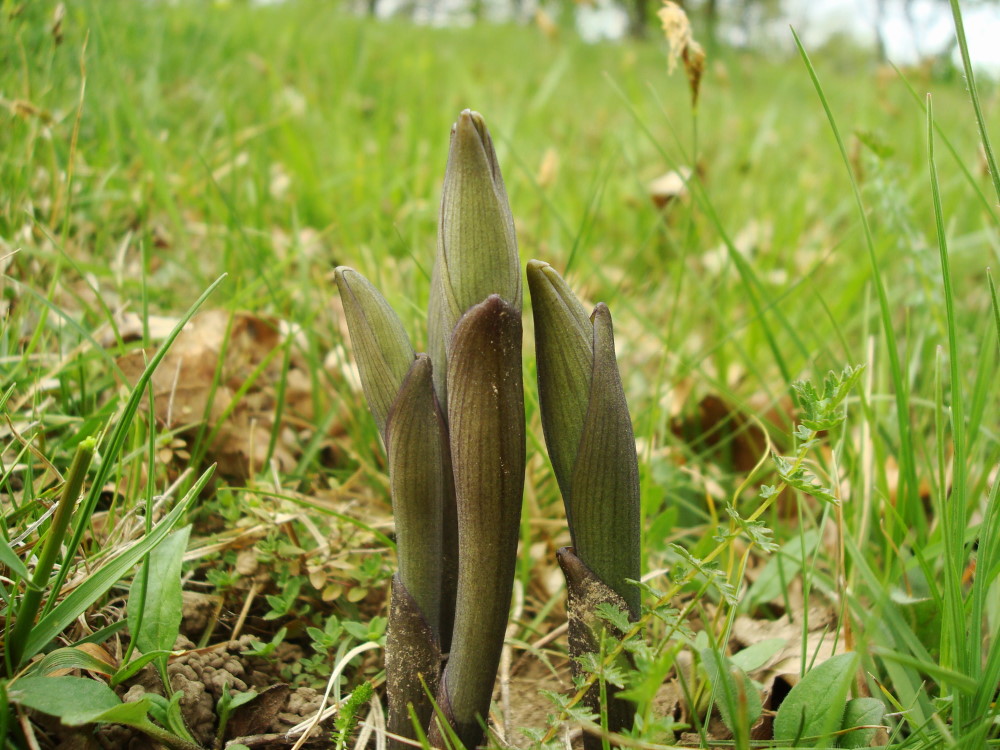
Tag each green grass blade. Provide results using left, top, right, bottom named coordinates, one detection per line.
left=43, top=274, right=226, bottom=610
left=872, top=647, right=979, bottom=696
left=127, top=525, right=191, bottom=656
left=989, top=270, right=1000, bottom=354
left=926, top=95, right=972, bottom=715
left=0, top=539, right=31, bottom=585
left=949, top=0, right=1000, bottom=205
left=891, top=64, right=999, bottom=224
left=792, top=28, right=922, bottom=534
left=971, top=470, right=1000, bottom=720
left=23, top=465, right=213, bottom=661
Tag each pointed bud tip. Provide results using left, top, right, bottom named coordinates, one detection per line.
left=591, top=302, right=611, bottom=324
left=556, top=546, right=588, bottom=588
left=455, top=108, right=488, bottom=143
left=450, top=109, right=496, bottom=176
left=526, top=259, right=570, bottom=291
left=455, top=294, right=515, bottom=334
left=334, top=266, right=362, bottom=290
left=410, top=351, right=433, bottom=375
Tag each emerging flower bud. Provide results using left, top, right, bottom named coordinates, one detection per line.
left=527, top=260, right=640, bottom=617
left=529, top=260, right=641, bottom=748
left=386, top=354, right=447, bottom=635
left=428, top=110, right=521, bottom=408
left=335, top=267, right=415, bottom=441
left=432, top=294, right=525, bottom=750
left=525, top=259, right=592, bottom=532
left=336, top=269, right=450, bottom=749
left=384, top=355, right=448, bottom=746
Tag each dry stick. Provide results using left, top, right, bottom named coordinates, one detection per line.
left=497, top=579, right=524, bottom=745
left=229, top=581, right=260, bottom=642
left=17, top=709, right=42, bottom=750
left=288, top=640, right=381, bottom=748
left=509, top=620, right=570, bottom=676
left=354, top=694, right=384, bottom=750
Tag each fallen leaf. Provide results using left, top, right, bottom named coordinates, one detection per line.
left=226, top=684, right=292, bottom=741
left=115, top=309, right=339, bottom=479
left=648, top=166, right=692, bottom=209
left=670, top=393, right=771, bottom=474
left=732, top=607, right=848, bottom=707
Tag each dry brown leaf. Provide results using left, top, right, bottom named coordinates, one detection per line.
left=670, top=393, right=770, bottom=474
left=648, top=166, right=692, bottom=208
left=683, top=40, right=706, bottom=108
left=100, top=312, right=181, bottom=347
left=115, top=309, right=336, bottom=479
left=47, top=643, right=118, bottom=678
left=732, top=607, right=845, bottom=699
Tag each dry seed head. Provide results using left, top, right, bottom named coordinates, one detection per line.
left=657, top=0, right=706, bottom=108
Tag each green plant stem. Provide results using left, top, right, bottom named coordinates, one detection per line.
left=8, top=439, right=96, bottom=670
left=134, top=718, right=204, bottom=750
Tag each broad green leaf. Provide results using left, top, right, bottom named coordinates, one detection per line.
left=73, top=697, right=155, bottom=728
left=730, top=638, right=786, bottom=673
left=111, top=649, right=176, bottom=688
left=222, top=688, right=259, bottom=713
left=128, top=525, right=191, bottom=655
left=147, top=691, right=198, bottom=742
left=8, top=675, right=149, bottom=726
left=701, top=648, right=762, bottom=735
left=774, top=652, right=858, bottom=747
left=24, top=466, right=211, bottom=660
left=838, top=697, right=886, bottom=748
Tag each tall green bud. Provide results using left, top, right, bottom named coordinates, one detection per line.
left=425, top=110, right=525, bottom=750
left=528, top=260, right=641, bottom=747
left=431, top=295, right=524, bottom=750
left=527, top=260, right=640, bottom=615
left=428, top=109, right=521, bottom=410
left=335, top=269, right=447, bottom=747
left=335, top=268, right=415, bottom=442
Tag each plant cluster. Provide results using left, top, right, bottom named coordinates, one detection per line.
left=336, top=110, right=642, bottom=749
